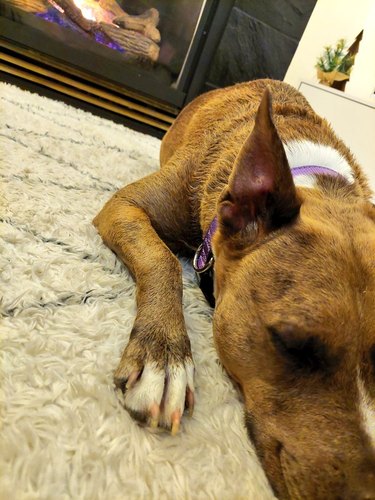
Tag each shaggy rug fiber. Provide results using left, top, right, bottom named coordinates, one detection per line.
left=0, top=83, right=274, bottom=499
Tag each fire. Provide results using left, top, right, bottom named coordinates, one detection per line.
left=73, top=0, right=96, bottom=21
left=48, top=0, right=64, bottom=13
left=47, top=0, right=117, bottom=27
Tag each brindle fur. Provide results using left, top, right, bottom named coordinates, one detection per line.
left=94, top=79, right=375, bottom=499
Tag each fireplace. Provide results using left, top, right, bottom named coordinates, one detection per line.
left=0, top=0, right=233, bottom=130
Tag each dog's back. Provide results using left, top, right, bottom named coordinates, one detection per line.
left=161, top=79, right=371, bottom=235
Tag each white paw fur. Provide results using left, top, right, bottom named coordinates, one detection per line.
left=124, top=360, right=195, bottom=428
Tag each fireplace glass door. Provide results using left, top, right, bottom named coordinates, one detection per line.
left=0, top=0, right=233, bottom=128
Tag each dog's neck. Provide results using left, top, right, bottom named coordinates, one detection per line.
left=284, top=140, right=355, bottom=188
left=194, top=141, right=355, bottom=298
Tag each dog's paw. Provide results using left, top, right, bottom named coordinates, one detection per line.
left=114, top=333, right=194, bottom=435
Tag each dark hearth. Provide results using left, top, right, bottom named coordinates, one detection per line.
left=0, top=0, right=234, bottom=129
left=0, top=0, right=316, bottom=132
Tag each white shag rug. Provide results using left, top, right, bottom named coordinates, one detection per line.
left=0, top=83, right=274, bottom=500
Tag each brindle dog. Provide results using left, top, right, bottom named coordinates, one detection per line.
left=93, top=79, right=375, bottom=499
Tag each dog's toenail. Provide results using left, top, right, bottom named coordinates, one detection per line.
left=126, top=370, right=141, bottom=390
left=171, top=410, right=181, bottom=436
left=149, top=402, right=160, bottom=428
left=114, top=377, right=126, bottom=393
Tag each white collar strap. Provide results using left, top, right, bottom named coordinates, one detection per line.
left=284, top=140, right=355, bottom=188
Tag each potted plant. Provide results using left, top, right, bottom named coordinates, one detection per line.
left=316, top=39, right=354, bottom=89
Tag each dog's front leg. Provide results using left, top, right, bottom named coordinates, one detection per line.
left=93, top=172, right=194, bottom=434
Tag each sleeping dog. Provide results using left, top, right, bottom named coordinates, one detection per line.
left=93, top=79, right=375, bottom=499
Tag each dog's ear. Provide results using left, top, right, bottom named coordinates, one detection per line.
left=218, top=88, right=300, bottom=235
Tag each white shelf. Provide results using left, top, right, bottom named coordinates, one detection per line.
left=298, top=80, right=375, bottom=193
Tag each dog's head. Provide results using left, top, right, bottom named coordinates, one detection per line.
left=212, top=90, right=375, bottom=499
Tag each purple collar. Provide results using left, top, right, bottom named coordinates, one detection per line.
left=289, top=165, right=343, bottom=178
left=193, top=165, right=342, bottom=273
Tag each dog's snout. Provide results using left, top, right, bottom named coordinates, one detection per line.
left=347, top=457, right=375, bottom=500
left=349, top=487, right=375, bottom=500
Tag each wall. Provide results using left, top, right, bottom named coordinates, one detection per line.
left=284, top=0, right=375, bottom=100
left=299, top=82, right=375, bottom=193
left=205, top=0, right=317, bottom=89
left=345, top=1, right=375, bottom=98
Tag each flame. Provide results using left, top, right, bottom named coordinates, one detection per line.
left=48, top=0, right=115, bottom=24
left=73, top=0, right=96, bottom=20
left=48, top=0, right=64, bottom=13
